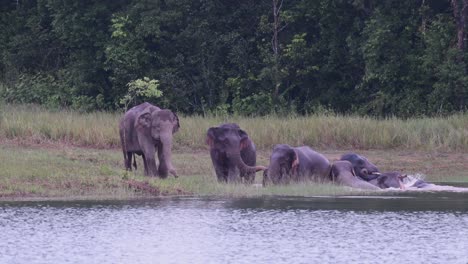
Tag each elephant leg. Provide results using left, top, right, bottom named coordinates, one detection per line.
left=213, top=163, right=227, bottom=183
left=210, top=152, right=228, bottom=182
left=227, top=167, right=241, bottom=183
left=132, top=153, right=137, bottom=170
left=125, top=152, right=133, bottom=171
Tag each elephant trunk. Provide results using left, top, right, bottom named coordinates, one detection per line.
left=227, top=151, right=265, bottom=175
left=158, top=133, right=178, bottom=178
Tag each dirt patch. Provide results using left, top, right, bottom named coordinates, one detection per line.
left=0, top=191, right=35, bottom=198
left=0, top=138, right=118, bottom=150
left=124, top=180, right=161, bottom=195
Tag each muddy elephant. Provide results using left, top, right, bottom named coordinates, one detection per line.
left=330, top=161, right=380, bottom=190
left=340, top=153, right=380, bottom=181
left=206, top=123, right=266, bottom=183
left=119, top=102, right=180, bottom=178
left=262, top=144, right=331, bottom=185
left=368, top=172, right=407, bottom=189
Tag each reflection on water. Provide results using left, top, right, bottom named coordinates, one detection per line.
left=1, top=196, right=468, bottom=264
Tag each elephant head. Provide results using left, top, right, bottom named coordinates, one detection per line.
left=263, top=144, right=299, bottom=185
left=206, top=124, right=265, bottom=182
left=340, top=153, right=380, bottom=181
left=136, top=108, right=180, bottom=178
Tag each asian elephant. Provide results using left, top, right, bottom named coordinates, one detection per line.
left=340, top=153, right=380, bottom=181
left=206, top=123, right=266, bottom=183
left=262, top=144, right=331, bottom=185
left=119, top=102, right=180, bottom=178
left=368, top=172, right=407, bottom=189
left=330, top=161, right=380, bottom=190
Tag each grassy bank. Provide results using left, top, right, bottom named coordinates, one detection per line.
left=0, top=145, right=355, bottom=200
left=1, top=104, right=467, bottom=200
left=1, top=144, right=467, bottom=200
left=1, top=104, right=467, bottom=151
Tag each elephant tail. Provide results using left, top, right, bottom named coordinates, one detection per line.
left=133, top=153, right=137, bottom=170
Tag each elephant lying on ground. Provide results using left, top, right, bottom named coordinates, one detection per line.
left=340, top=153, right=380, bottom=181
left=330, top=161, right=380, bottom=190
left=368, top=172, right=407, bottom=189
left=206, top=123, right=266, bottom=183
left=119, top=102, right=180, bottom=178
left=262, top=144, right=331, bottom=186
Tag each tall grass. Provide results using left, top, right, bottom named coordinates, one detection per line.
left=1, top=104, right=467, bottom=151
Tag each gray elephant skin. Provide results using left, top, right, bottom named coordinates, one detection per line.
left=206, top=123, right=265, bottom=183
left=340, top=153, right=380, bottom=181
left=330, top=160, right=380, bottom=190
left=263, top=144, right=331, bottom=185
left=119, top=102, right=180, bottom=178
left=369, top=172, right=407, bottom=189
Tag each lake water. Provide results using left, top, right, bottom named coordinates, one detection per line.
left=1, top=194, right=468, bottom=264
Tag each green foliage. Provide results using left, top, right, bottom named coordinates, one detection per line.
left=0, top=0, right=466, bottom=117
left=120, top=77, right=162, bottom=109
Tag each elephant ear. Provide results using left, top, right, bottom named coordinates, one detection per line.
left=137, top=109, right=152, bottom=129
left=238, top=129, right=251, bottom=150
left=172, top=112, right=180, bottom=134
left=206, top=127, right=218, bottom=147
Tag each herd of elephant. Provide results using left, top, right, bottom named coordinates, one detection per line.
left=119, top=102, right=427, bottom=190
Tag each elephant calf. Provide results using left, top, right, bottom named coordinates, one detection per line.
left=119, top=102, right=180, bottom=178
left=368, top=172, right=407, bottom=189
left=330, top=161, right=380, bottom=190
left=263, top=144, right=331, bottom=185
left=206, top=123, right=266, bottom=183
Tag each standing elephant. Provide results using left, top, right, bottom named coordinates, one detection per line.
left=206, top=123, right=265, bottom=183
left=368, top=172, right=407, bottom=189
left=262, top=144, right=331, bottom=185
left=340, top=153, right=380, bottom=181
left=119, top=102, right=180, bottom=178
left=330, top=161, right=380, bottom=190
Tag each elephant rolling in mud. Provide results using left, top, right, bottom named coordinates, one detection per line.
left=119, top=102, right=180, bottom=178
left=330, top=161, right=380, bottom=190
left=262, top=144, right=331, bottom=186
left=369, top=172, right=407, bottom=189
left=340, top=153, right=380, bottom=181
left=206, top=123, right=266, bottom=183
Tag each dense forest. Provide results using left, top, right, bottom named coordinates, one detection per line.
left=0, top=0, right=467, bottom=117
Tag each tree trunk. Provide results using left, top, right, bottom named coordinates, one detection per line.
left=451, top=0, right=467, bottom=52
left=271, top=0, right=282, bottom=103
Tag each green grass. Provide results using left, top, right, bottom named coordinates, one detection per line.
left=0, top=144, right=467, bottom=201
left=1, top=104, right=467, bottom=201
left=1, top=104, right=467, bottom=151
left=0, top=145, right=361, bottom=200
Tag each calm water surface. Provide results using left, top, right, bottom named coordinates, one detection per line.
left=1, top=194, right=468, bottom=264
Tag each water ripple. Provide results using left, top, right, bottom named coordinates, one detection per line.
left=0, top=198, right=467, bottom=264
